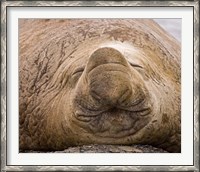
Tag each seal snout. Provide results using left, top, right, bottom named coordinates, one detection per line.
left=72, top=46, right=151, bottom=120
left=86, top=47, right=133, bottom=107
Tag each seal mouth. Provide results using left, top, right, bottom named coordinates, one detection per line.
left=75, top=106, right=151, bottom=120
left=73, top=102, right=153, bottom=138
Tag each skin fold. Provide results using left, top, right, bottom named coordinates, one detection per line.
left=19, top=19, right=181, bottom=152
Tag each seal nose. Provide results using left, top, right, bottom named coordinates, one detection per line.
left=86, top=47, right=132, bottom=106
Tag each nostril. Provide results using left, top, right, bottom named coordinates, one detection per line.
left=90, top=89, right=102, bottom=102
left=107, top=107, right=119, bottom=113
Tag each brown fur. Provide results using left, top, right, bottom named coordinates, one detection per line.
left=19, top=19, right=181, bottom=152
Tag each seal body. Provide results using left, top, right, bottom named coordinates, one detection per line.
left=19, top=19, right=181, bottom=152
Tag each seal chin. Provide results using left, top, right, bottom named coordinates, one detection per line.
left=73, top=104, right=153, bottom=138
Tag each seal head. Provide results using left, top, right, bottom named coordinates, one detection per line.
left=72, top=47, right=154, bottom=138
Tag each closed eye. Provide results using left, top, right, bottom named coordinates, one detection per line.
left=129, top=62, right=149, bottom=80
left=72, top=67, right=85, bottom=76
left=129, top=62, right=143, bottom=69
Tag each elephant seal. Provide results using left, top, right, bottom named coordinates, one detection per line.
left=19, top=19, right=181, bottom=153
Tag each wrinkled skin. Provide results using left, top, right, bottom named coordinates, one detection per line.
left=19, top=19, right=181, bottom=152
